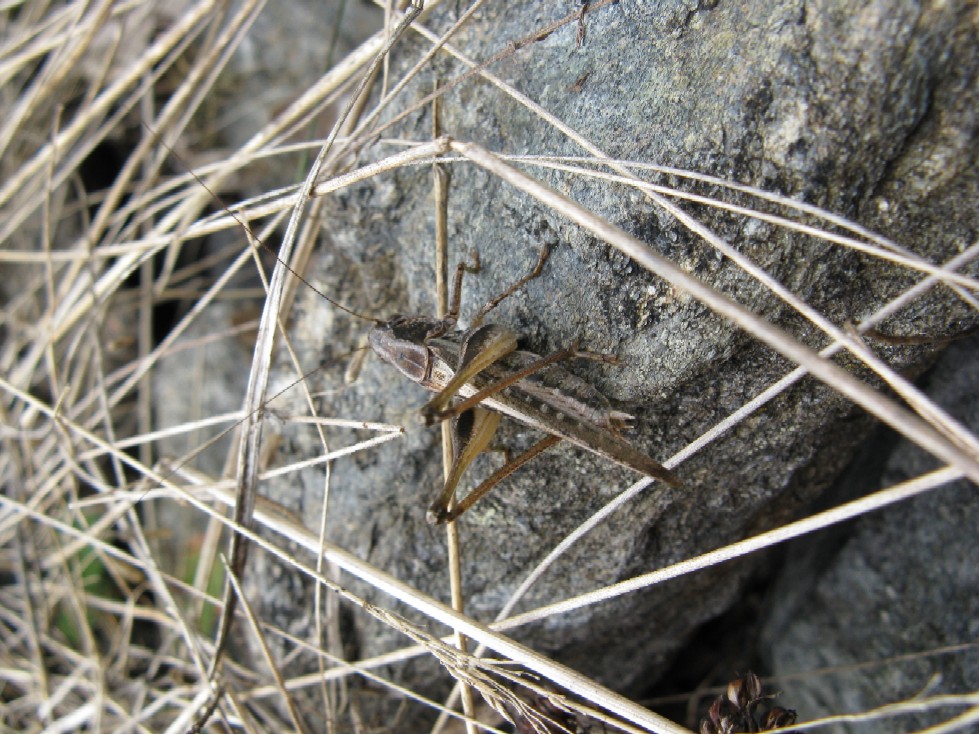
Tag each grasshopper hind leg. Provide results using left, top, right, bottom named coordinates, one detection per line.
left=426, top=406, right=501, bottom=525
left=428, top=432, right=562, bottom=525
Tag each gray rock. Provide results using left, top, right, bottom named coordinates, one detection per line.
left=253, top=0, right=979, bottom=716
left=762, top=334, right=979, bottom=732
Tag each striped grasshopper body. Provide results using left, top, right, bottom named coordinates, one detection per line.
left=369, top=313, right=681, bottom=524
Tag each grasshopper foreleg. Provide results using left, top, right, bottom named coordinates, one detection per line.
left=471, top=241, right=552, bottom=327
left=441, top=250, right=481, bottom=329
left=422, top=242, right=552, bottom=416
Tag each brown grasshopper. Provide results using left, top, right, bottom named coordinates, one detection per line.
left=367, top=244, right=681, bottom=524
left=157, top=132, right=677, bottom=525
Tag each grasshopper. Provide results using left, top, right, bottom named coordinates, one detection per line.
left=157, top=132, right=677, bottom=525
left=367, top=244, right=681, bottom=524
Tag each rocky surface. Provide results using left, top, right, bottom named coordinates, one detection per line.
left=761, top=334, right=979, bottom=733
left=249, top=0, right=978, bottom=721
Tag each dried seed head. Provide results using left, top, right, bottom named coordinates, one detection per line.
left=726, top=677, right=745, bottom=707
left=763, top=707, right=798, bottom=730
left=701, top=672, right=799, bottom=734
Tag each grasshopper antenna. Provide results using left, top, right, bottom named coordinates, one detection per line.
left=136, top=344, right=372, bottom=505
left=141, top=120, right=383, bottom=326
